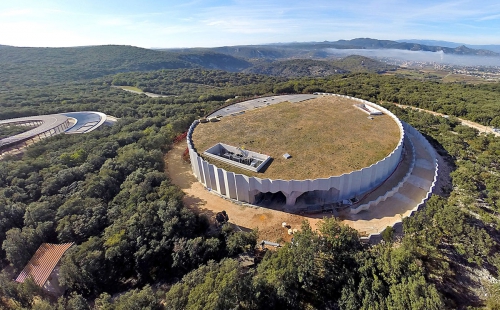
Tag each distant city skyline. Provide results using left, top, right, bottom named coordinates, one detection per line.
left=1, top=0, right=500, bottom=48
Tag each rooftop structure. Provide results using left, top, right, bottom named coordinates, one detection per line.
left=16, top=243, right=74, bottom=294
left=203, top=143, right=271, bottom=172
left=354, top=103, right=384, bottom=115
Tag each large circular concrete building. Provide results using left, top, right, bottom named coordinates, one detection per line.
left=187, top=94, right=407, bottom=207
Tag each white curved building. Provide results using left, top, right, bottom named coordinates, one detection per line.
left=187, top=94, right=406, bottom=206
left=63, top=111, right=108, bottom=134
left=0, top=112, right=114, bottom=155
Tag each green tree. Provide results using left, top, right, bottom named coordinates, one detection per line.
left=2, top=222, right=53, bottom=270
left=165, top=259, right=242, bottom=310
left=226, top=229, right=258, bottom=256
left=386, top=275, right=443, bottom=310
left=0, top=272, right=44, bottom=308
left=58, top=237, right=109, bottom=295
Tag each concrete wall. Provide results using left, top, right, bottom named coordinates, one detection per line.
left=187, top=94, right=405, bottom=205
left=359, top=122, right=439, bottom=243
left=350, top=136, right=416, bottom=214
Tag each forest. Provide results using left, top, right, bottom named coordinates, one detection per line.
left=1, top=46, right=500, bottom=309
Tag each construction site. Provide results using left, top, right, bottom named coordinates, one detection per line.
left=166, top=94, right=439, bottom=242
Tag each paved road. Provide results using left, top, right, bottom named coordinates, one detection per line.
left=395, top=104, right=500, bottom=137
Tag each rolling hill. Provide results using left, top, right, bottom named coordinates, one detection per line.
left=0, top=45, right=252, bottom=88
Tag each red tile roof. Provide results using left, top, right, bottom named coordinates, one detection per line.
left=15, top=243, right=74, bottom=287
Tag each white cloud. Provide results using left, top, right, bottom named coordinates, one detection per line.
left=478, top=13, right=500, bottom=21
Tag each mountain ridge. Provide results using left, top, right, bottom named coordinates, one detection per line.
left=162, top=38, right=499, bottom=59
left=398, top=39, right=500, bottom=53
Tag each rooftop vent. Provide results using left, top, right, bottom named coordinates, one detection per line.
left=203, top=143, right=271, bottom=172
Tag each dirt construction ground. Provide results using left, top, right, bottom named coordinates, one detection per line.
left=165, top=142, right=322, bottom=243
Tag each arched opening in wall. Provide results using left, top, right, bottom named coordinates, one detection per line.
left=254, top=191, right=286, bottom=209
left=295, top=191, right=316, bottom=205
left=293, top=188, right=340, bottom=207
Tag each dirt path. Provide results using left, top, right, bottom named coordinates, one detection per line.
left=395, top=104, right=500, bottom=137
left=165, top=142, right=322, bottom=243
left=112, top=86, right=174, bottom=98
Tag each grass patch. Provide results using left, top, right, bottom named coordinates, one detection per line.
left=119, top=86, right=143, bottom=92
left=386, top=68, right=494, bottom=84
left=442, top=74, right=485, bottom=84
left=192, top=96, right=401, bottom=180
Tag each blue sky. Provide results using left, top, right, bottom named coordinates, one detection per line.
left=1, top=0, right=500, bottom=48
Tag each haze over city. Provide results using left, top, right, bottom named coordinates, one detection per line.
left=1, top=0, right=500, bottom=48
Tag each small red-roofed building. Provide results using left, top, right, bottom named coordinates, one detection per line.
left=15, top=243, right=74, bottom=295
